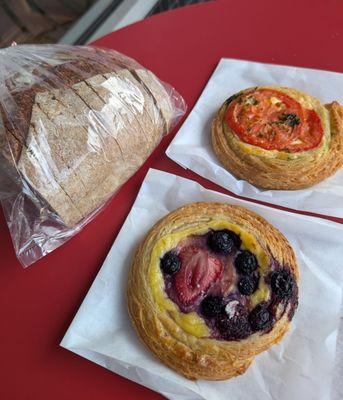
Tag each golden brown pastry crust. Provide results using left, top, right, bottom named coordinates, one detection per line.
left=211, top=86, right=343, bottom=190
left=127, top=202, right=299, bottom=380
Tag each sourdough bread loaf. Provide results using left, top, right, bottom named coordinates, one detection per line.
left=0, top=57, right=174, bottom=226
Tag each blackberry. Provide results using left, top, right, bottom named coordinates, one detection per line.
left=200, top=296, right=223, bottom=318
left=208, top=229, right=241, bottom=254
left=238, top=274, right=259, bottom=296
left=235, top=250, right=258, bottom=275
left=160, top=251, right=180, bottom=275
left=248, top=304, right=272, bottom=331
left=217, top=315, right=251, bottom=340
left=271, top=269, right=295, bottom=299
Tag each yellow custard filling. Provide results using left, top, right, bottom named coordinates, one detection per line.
left=148, top=220, right=270, bottom=338
left=229, top=126, right=329, bottom=161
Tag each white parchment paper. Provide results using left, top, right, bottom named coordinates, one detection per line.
left=166, top=58, right=343, bottom=218
left=61, top=169, right=343, bottom=400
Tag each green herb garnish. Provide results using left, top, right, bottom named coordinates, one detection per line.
left=279, top=113, right=301, bottom=127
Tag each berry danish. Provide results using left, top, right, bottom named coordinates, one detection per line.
left=127, top=202, right=299, bottom=380
left=212, top=86, right=343, bottom=189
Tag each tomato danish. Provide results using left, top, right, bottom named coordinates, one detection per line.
left=212, top=86, right=343, bottom=189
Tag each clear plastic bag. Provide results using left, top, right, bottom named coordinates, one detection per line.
left=0, top=44, right=186, bottom=267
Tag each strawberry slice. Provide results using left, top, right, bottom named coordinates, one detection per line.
left=174, top=245, right=223, bottom=306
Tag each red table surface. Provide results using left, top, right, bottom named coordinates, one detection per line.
left=1, top=1, right=342, bottom=399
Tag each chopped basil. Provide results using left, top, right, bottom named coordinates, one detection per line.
left=279, top=113, right=301, bottom=127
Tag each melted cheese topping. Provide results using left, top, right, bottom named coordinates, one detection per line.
left=148, top=220, right=270, bottom=338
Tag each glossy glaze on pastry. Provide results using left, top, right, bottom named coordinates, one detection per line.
left=127, top=202, right=299, bottom=380
left=212, top=86, right=343, bottom=189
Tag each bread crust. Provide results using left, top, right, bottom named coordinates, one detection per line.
left=211, top=86, right=343, bottom=190
left=127, top=202, right=299, bottom=380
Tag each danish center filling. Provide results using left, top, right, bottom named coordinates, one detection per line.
left=150, top=221, right=297, bottom=340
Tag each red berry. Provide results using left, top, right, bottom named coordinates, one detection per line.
left=174, top=246, right=223, bottom=306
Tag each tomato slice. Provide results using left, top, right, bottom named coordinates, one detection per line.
left=225, top=88, right=323, bottom=152
left=287, top=109, right=323, bottom=152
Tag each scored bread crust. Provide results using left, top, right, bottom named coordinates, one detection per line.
left=0, top=57, right=174, bottom=226
left=211, top=86, right=343, bottom=190
left=127, top=202, right=299, bottom=380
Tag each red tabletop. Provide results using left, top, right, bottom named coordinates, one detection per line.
left=1, top=1, right=342, bottom=399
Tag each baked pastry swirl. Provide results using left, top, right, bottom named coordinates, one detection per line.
left=212, top=86, right=343, bottom=189
left=127, top=202, right=299, bottom=380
